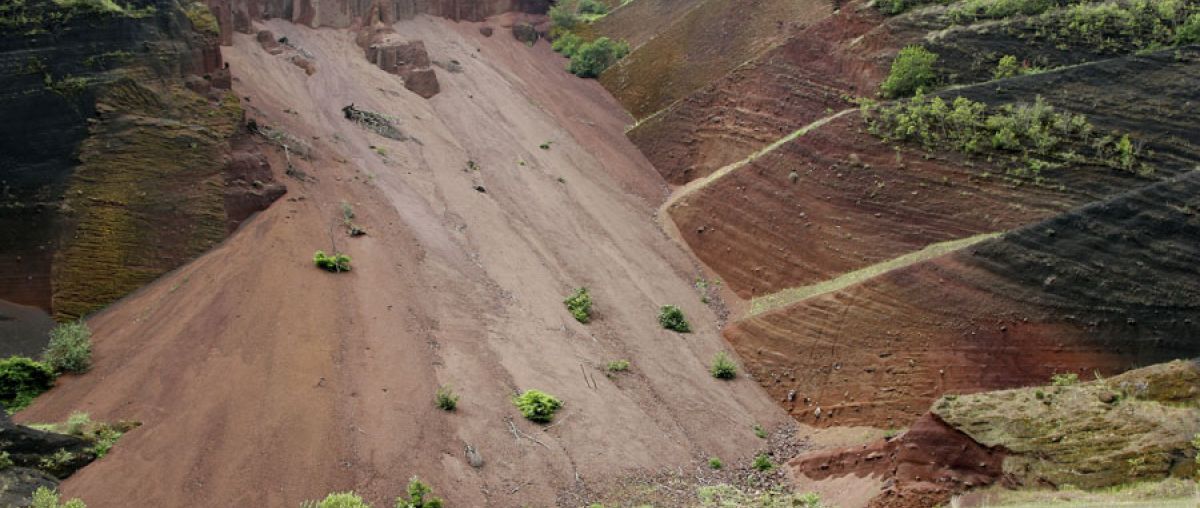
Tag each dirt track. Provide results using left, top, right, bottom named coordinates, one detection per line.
left=17, top=16, right=789, bottom=507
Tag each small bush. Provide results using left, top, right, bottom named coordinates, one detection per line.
left=606, top=360, right=630, bottom=372
left=314, top=251, right=352, bottom=272
left=0, top=356, right=55, bottom=412
left=657, top=305, right=690, bottom=333
left=65, top=411, right=91, bottom=435
left=434, top=385, right=459, bottom=411
left=551, top=32, right=584, bottom=57
left=1179, top=13, right=1200, bottom=44
left=30, top=487, right=86, bottom=508
left=751, top=454, right=774, bottom=472
left=44, top=321, right=92, bottom=374
left=549, top=1, right=580, bottom=29
left=513, top=389, right=562, bottom=423
left=578, top=0, right=609, bottom=15
left=396, top=476, right=443, bottom=508
left=1051, top=372, right=1079, bottom=386
left=753, top=424, right=767, bottom=439
left=994, top=54, right=1021, bottom=79
left=567, top=37, right=630, bottom=78
left=880, top=45, right=938, bottom=98
left=300, top=492, right=371, bottom=508
left=710, top=352, right=737, bottom=380
left=563, top=287, right=593, bottom=323
left=708, top=457, right=723, bottom=469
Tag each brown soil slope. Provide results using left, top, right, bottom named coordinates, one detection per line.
left=597, top=0, right=831, bottom=120
left=18, top=16, right=787, bottom=507
left=628, top=3, right=892, bottom=185
left=667, top=48, right=1198, bottom=299
left=726, top=170, right=1200, bottom=428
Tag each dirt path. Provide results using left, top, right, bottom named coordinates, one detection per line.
left=18, top=16, right=787, bottom=507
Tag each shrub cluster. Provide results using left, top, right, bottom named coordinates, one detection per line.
left=0, top=356, right=55, bottom=412
left=1034, top=0, right=1200, bottom=52
left=751, top=453, right=774, bottom=472
left=301, top=478, right=442, bottom=508
left=564, top=37, right=630, bottom=78
left=657, top=305, right=691, bottom=333
left=605, top=359, right=630, bottom=372
left=880, top=46, right=938, bottom=98
left=513, top=389, right=562, bottom=422
left=313, top=251, right=352, bottom=272
left=1051, top=372, right=1079, bottom=386
left=710, top=352, right=737, bottom=380
left=30, top=487, right=86, bottom=508
left=866, top=94, right=1147, bottom=178
left=563, top=287, right=593, bottom=323
left=44, top=321, right=92, bottom=373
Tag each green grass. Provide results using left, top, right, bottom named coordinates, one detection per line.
left=313, top=251, right=351, bottom=272
left=606, top=360, right=630, bottom=372
left=434, top=385, right=458, bottom=411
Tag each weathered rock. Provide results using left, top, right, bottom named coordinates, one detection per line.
left=512, top=22, right=539, bottom=44
left=0, top=410, right=98, bottom=505
left=256, top=29, right=284, bottom=54
left=479, top=25, right=494, bottom=37
left=356, top=7, right=440, bottom=98
left=403, top=68, right=440, bottom=98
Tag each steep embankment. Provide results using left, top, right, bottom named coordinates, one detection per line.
left=19, top=15, right=786, bottom=507
left=726, top=170, right=1200, bottom=427
left=597, top=0, right=832, bottom=120
left=0, top=0, right=281, bottom=342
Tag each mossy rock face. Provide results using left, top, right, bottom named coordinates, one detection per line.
left=51, top=79, right=242, bottom=320
left=933, top=359, right=1200, bottom=489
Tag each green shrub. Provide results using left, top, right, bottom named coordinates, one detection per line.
left=567, top=37, right=630, bottom=78
left=564, top=287, right=592, bottom=323
left=1179, top=13, right=1200, bottom=44
left=708, top=457, right=723, bottom=469
left=949, top=0, right=1057, bottom=23
left=300, top=492, right=371, bottom=508
left=313, top=251, right=352, bottom=272
left=875, top=0, right=951, bottom=16
left=30, top=487, right=86, bottom=508
left=66, top=411, right=91, bottom=435
left=549, top=1, right=580, bottom=29
left=434, top=385, right=458, bottom=411
left=1051, top=372, right=1079, bottom=386
left=751, top=454, right=774, bottom=472
left=396, top=476, right=443, bottom=508
left=578, top=0, right=609, bottom=15
left=698, top=485, right=821, bottom=508
left=606, top=360, right=630, bottom=372
left=710, top=352, right=737, bottom=380
left=513, top=389, right=562, bottom=422
left=994, top=54, right=1021, bottom=79
left=551, top=32, right=584, bottom=57
left=881, top=45, right=938, bottom=98
left=0, top=451, right=12, bottom=470
left=753, top=424, right=767, bottom=439
left=657, top=305, right=690, bottom=333
left=0, top=356, right=55, bottom=412
left=44, top=321, right=92, bottom=373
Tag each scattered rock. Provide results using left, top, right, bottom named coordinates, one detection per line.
left=479, top=26, right=494, bottom=37
left=512, top=23, right=539, bottom=44
left=256, top=30, right=283, bottom=55
left=465, top=444, right=484, bottom=468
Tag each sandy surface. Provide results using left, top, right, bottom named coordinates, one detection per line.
left=18, top=16, right=787, bottom=507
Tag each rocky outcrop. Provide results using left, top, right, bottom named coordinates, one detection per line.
left=791, top=359, right=1200, bottom=507
left=205, top=0, right=551, bottom=36
left=0, top=0, right=284, bottom=322
left=356, top=5, right=440, bottom=98
left=0, top=411, right=96, bottom=506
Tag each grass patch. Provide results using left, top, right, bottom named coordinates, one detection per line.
left=31, top=487, right=86, bottom=508
left=44, top=321, right=92, bottom=374
left=513, top=389, right=562, bottom=423
left=606, top=360, right=630, bottom=372
left=751, top=454, right=774, bottom=472
left=708, top=457, right=723, bottom=469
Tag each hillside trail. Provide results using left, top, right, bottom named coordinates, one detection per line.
left=17, top=15, right=789, bottom=507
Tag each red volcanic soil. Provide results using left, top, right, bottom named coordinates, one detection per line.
left=598, top=0, right=833, bottom=120
left=724, top=171, right=1200, bottom=428
left=791, top=413, right=1004, bottom=508
left=629, top=3, right=892, bottom=185
left=17, top=16, right=787, bottom=507
left=665, top=112, right=1155, bottom=299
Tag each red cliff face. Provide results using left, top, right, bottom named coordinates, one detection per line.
left=206, top=0, right=550, bottom=36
